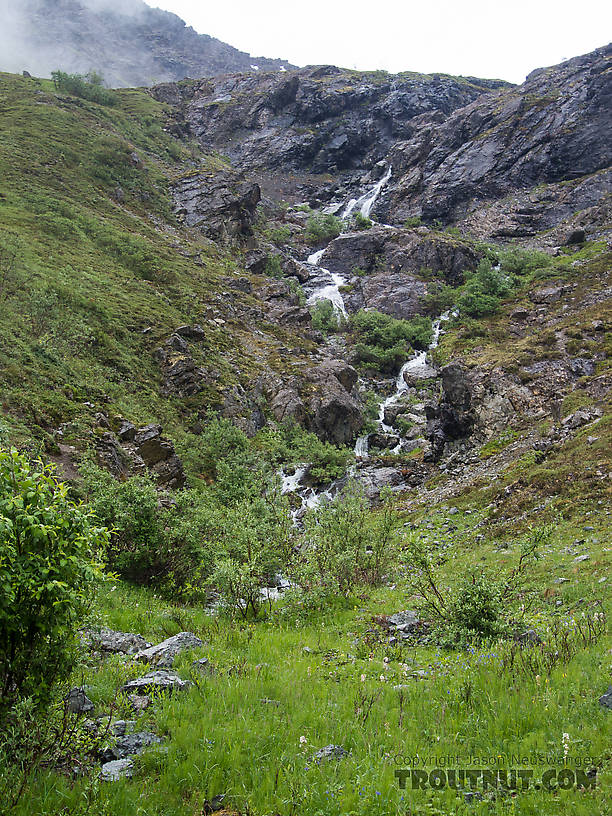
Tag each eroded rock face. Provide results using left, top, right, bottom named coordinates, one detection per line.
left=318, top=226, right=478, bottom=318
left=381, top=44, right=612, bottom=225
left=172, top=170, right=261, bottom=243
left=169, top=67, right=506, bottom=183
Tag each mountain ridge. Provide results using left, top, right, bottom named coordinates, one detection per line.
left=2, top=0, right=294, bottom=87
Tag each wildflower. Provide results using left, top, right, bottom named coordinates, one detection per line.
left=535, top=674, right=541, bottom=686
left=383, top=657, right=389, bottom=664
left=299, top=735, right=307, bottom=747
left=360, top=674, right=366, bottom=682
left=562, top=732, right=570, bottom=759
left=379, top=674, right=386, bottom=682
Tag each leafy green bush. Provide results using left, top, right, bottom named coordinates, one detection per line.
left=265, top=255, right=283, bottom=278
left=254, top=423, right=353, bottom=486
left=268, top=225, right=292, bottom=244
left=81, top=466, right=167, bottom=583
left=407, top=526, right=545, bottom=647
left=499, top=247, right=551, bottom=277
left=354, top=213, right=373, bottom=231
left=295, top=484, right=400, bottom=599
left=419, top=281, right=457, bottom=315
left=305, top=213, right=343, bottom=244
left=51, top=70, right=117, bottom=106
left=211, top=485, right=292, bottom=618
left=456, top=259, right=513, bottom=317
left=350, top=310, right=432, bottom=373
left=404, top=216, right=422, bottom=228
left=310, top=299, right=339, bottom=334
left=0, top=449, right=107, bottom=718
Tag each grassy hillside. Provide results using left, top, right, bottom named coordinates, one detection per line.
left=0, top=72, right=308, bottom=448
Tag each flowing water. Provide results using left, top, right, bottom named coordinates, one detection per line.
left=304, top=249, right=348, bottom=319
left=354, top=312, right=450, bottom=459
left=341, top=165, right=392, bottom=220
left=281, top=163, right=402, bottom=514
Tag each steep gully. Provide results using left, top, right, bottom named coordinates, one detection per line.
left=280, top=166, right=449, bottom=519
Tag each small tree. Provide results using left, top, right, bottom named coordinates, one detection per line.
left=0, top=449, right=107, bottom=719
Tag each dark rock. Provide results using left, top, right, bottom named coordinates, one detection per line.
left=202, top=793, right=226, bottom=814
left=244, top=250, right=267, bottom=275
left=116, top=420, right=137, bottom=442
left=192, top=658, right=214, bottom=675
left=599, top=686, right=612, bottom=709
left=172, top=170, right=261, bottom=243
left=312, top=744, right=348, bottom=763
left=131, top=425, right=186, bottom=489
left=66, top=687, right=94, bottom=714
left=95, top=432, right=128, bottom=478
left=100, top=732, right=163, bottom=763
left=133, top=424, right=171, bottom=465
left=564, top=228, right=586, bottom=245
left=136, top=632, right=203, bottom=669
left=380, top=45, right=612, bottom=225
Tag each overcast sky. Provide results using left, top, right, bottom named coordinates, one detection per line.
left=151, top=0, right=610, bottom=83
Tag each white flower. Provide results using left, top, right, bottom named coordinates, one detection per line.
left=360, top=674, right=366, bottom=682
left=299, top=735, right=307, bottom=746
left=379, top=674, right=386, bottom=682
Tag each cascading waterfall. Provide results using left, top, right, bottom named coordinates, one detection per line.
left=280, top=162, right=399, bottom=516
left=341, top=165, right=392, bottom=221
left=354, top=312, right=450, bottom=459
left=304, top=249, right=348, bottom=319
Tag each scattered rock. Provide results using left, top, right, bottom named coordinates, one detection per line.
left=121, top=670, right=191, bottom=695
left=312, top=745, right=348, bottom=763
left=82, top=628, right=151, bottom=656
left=136, top=632, right=203, bottom=669
left=100, top=758, right=133, bottom=782
left=192, top=657, right=214, bottom=675
left=100, top=732, right=163, bottom=763
left=598, top=686, right=612, bottom=710
left=128, top=694, right=152, bottom=712
left=65, top=687, right=94, bottom=714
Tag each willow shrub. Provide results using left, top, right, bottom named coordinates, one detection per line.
left=0, top=449, right=107, bottom=720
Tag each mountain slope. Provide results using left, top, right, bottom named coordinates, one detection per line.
left=2, top=0, right=293, bottom=87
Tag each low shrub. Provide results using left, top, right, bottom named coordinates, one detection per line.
left=310, top=299, right=339, bottom=334
left=305, top=213, right=343, bottom=244
left=51, top=70, right=117, bottom=106
left=0, top=449, right=107, bottom=719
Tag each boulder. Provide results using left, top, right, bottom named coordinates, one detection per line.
left=82, top=628, right=151, bottom=655
left=65, top=687, right=94, bottom=714
left=100, top=758, right=133, bottom=782
left=100, top=732, right=163, bottom=763
left=121, top=671, right=191, bottom=695
left=136, top=632, right=203, bottom=669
